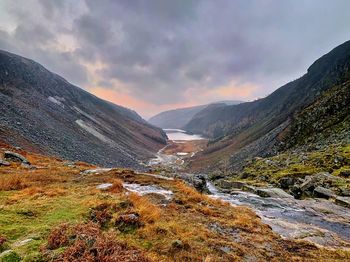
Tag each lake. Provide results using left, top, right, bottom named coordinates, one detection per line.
left=164, top=128, right=204, bottom=141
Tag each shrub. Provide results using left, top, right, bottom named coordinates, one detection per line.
left=109, top=179, right=124, bottom=193
left=129, top=193, right=160, bottom=223
left=87, top=203, right=115, bottom=227
left=45, top=222, right=150, bottom=262
left=46, top=223, right=70, bottom=250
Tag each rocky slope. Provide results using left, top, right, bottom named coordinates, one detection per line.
left=186, top=40, right=350, bottom=171
left=149, top=101, right=242, bottom=129
left=0, top=50, right=167, bottom=168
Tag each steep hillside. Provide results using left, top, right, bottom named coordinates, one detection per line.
left=149, top=101, right=242, bottom=129
left=282, top=81, right=350, bottom=150
left=186, top=40, right=350, bottom=171
left=0, top=50, right=167, bottom=168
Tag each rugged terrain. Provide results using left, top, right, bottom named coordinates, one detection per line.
left=0, top=50, right=167, bottom=169
left=0, top=143, right=349, bottom=261
left=149, top=101, right=242, bottom=129
left=184, top=40, right=350, bottom=172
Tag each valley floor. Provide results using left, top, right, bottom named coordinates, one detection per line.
left=1, top=143, right=350, bottom=261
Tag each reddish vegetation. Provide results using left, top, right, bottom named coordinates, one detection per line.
left=46, top=222, right=150, bottom=262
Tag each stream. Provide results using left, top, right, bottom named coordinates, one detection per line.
left=148, top=129, right=350, bottom=249
left=207, top=182, right=350, bottom=248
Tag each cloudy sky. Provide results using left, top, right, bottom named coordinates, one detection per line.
left=1, top=0, right=350, bottom=118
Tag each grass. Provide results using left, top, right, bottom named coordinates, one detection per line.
left=0, top=145, right=349, bottom=261
left=238, top=144, right=350, bottom=189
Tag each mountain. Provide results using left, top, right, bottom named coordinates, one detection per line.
left=148, top=100, right=243, bottom=129
left=0, top=50, right=167, bottom=168
left=186, top=40, right=350, bottom=171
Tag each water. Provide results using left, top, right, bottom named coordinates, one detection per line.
left=164, top=128, right=204, bottom=141
left=207, top=182, right=350, bottom=248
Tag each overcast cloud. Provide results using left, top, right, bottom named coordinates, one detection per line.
left=1, top=0, right=350, bottom=117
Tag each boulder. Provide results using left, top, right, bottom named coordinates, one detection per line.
left=242, top=185, right=257, bottom=193
left=335, top=196, right=350, bottom=209
left=299, top=172, right=338, bottom=192
left=340, top=188, right=350, bottom=197
left=313, top=186, right=336, bottom=199
left=217, top=180, right=246, bottom=189
left=0, top=159, right=10, bottom=166
left=279, top=177, right=296, bottom=189
left=4, top=151, right=30, bottom=165
left=256, top=188, right=293, bottom=198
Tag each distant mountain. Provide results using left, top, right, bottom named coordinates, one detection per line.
left=0, top=50, right=167, bottom=168
left=148, top=100, right=243, bottom=129
left=186, top=40, right=350, bottom=171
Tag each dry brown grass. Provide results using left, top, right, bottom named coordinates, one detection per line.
left=175, top=181, right=208, bottom=203
left=129, top=193, right=161, bottom=223
left=45, top=222, right=150, bottom=262
left=109, top=178, right=124, bottom=193
left=0, top=174, right=28, bottom=191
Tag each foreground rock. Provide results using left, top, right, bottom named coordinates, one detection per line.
left=0, top=159, right=10, bottom=166
left=255, top=188, right=293, bottom=198
left=313, top=186, right=336, bottom=199
left=4, top=151, right=30, bottom=165
left=335, top=196, right=350, bottom=208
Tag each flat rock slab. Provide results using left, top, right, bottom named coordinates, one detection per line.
left=335, top=196, right=350, bottom=208
left=313, top=186, right=336, bottom=199
left=96, top=183, right=113, bottom=190
left=256, top=188, right=293, bottom=198
left=81, top=168, right=113, bottom=175
left=13, top=238, right=33, bottom=247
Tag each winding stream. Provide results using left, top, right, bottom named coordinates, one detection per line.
left=148, top=129, right=350, bottom=248
left=207, top=182, right=350, bottom=248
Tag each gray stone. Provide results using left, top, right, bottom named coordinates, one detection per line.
left=335, top=196, right=350, bottom=209
left=299, top=172, right=339, bottom=192
left=242, top=185, right=256, bottom=193
left=171, top=240, right=184, bottom=249
left=0, top=159, right=10, bottom=166
left=313, top=186, right=336, bottom=199
left=279, top=177, right=296, bottom=189
left=217, top=180, right=246, bottom=189
left=4, top=151, right=30, bottom=165
left=256, top=188, right=293, bottom=198
left=340, top=188, right=350, bottom=197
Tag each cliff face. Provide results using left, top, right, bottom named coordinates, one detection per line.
left=0, top=50, right=167, bottom=168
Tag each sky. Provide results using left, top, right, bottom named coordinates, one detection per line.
left=0, top=0, right=350, bottom=118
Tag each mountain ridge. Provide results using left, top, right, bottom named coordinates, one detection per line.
left=149, top=100, right=243, bottom=129
left=0, top=49, right=167, bottom=168
left=185, top=40, right=350, bottom=171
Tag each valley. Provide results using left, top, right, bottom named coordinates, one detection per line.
left=0, top=10, right=349, bottom=261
